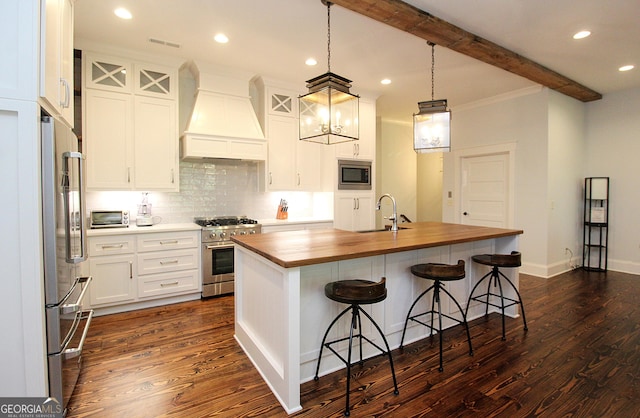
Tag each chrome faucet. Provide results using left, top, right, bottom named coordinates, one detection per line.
left=376, top=193, right=398, bottom=232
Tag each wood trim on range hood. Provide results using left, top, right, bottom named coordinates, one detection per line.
left=330, top=0, right=602, bottom=102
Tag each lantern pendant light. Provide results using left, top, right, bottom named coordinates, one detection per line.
left=414, top=42, right=451, bottom=153
left=299, top=0, right=359, bottom=145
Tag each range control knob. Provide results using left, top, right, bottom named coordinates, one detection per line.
left=209, top=232, right=216, bottom=239
left=219, top=232, right=226, bottom=239
left=239, top=231, right=247, bottom=235
left=249, top=230, right=257, bottom=234
left=230, top=231, right=237, bottom=237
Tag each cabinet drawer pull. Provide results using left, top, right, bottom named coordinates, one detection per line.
left=160, top=259, right=179, bottom=265
left=160, top=240, right=179, bottom=245
left=129, top=261, right=133, bottom=279
left=160, top=281, right=179, bottom=287
left=101, top=244, right=124, bottom=249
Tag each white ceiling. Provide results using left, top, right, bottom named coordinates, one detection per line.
left=74, top=0, right=640, bottom=122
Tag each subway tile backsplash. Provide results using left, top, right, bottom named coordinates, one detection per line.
left=86, top=160, right=332, bottom=224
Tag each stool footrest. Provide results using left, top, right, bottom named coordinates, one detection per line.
left=470, top=293, right=522, bottom=310
left=323, top=334, right=390, bottom=367
left=408, top=310, right=466, bottom=332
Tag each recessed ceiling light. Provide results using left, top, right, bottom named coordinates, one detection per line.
left=214, top=33, right=229, bottom=44
left=619, top=65, right=635, bottom=72
left=114, top=8, right=132, bottom=20
left=305, top=58, right=317, bottom=66
left=381, top=79, right=391, bottom=85
left=573, top=30, right=591, bottom=40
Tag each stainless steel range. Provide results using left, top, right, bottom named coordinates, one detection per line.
left=196, top=216, right=261, bottom=297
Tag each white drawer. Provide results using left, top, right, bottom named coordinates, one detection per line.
left=138, top=269, right=200, bottom=299
left=89, top=235, right=136, bottom=256
left=137, top=248, right=198, bottom=275
left=136, top=231, right=199, bottom=252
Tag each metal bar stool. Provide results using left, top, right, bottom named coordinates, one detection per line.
left=399, top=260, right=473, bottom=372
left=465, top=251, right=528, bottom=340
left=314, top=277, right=399, bottom=416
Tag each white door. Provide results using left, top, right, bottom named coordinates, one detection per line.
left=460, top=153, right=509, bottom=227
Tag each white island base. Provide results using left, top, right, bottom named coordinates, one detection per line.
left=234, top=235, right=520, bottom=414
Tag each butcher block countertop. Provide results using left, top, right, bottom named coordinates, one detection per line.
left=232, top=222, right=523, bottom=268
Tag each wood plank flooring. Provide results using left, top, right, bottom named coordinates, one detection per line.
left=67, top=269, right=640, bottom=417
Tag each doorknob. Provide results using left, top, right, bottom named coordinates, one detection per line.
left=463, top=212, right=469, bottom=216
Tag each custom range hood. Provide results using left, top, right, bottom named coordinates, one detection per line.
left=180, top=61, right=266, bottom=160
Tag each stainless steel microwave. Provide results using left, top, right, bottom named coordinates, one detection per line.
left=338, top=159, right=372, bottom=190
left=90, top=210, right=130, bottom=228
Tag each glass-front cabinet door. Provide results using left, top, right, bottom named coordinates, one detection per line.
left=134, top=63, right=176, bottom=99
left=85, top=53, right=132, bottom=93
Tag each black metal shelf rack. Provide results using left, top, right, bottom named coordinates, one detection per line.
left=582, top=177, right=609, bottom=272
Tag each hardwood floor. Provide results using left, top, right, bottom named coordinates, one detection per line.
left=67, top=269, right=640, bottom=417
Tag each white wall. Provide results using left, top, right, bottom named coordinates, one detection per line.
left=376, top=119, right=417, bottom=227
left=585, top=87, right=640, bottom=274
left=376, top=118, right=444, bottom=224
left=416, top=152, right=443, bottom=222
left=378, top=86, right=639, bottom=277
left=442, top=88, right=550, bottom=275
left=547, top=91, right=587, bottom=274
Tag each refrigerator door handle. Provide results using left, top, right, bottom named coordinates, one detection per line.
left=63, top=310, right=94, bottom=361
left=62, top=151, right=87, bottom=264
left=59, top=276, right=92, bottom=315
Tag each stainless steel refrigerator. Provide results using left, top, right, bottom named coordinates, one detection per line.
left=41, top=115, right=93, bottom=413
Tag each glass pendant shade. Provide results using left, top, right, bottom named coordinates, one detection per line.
left=299, top=72, right=359, bottom=144
left=413, top=99, right=451, bottom=153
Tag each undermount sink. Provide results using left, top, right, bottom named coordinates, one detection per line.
left=356, top=226, right=409, bottom=233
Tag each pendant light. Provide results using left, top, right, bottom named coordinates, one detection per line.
left=299, top=0, right=359, bottom=145
left=414, top=42, right=451, bottom=153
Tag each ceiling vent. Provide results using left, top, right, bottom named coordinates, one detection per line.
left=148, top=38, right=181, bottom=49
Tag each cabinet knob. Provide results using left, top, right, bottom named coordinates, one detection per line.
left=463, top=212, right=469, bottom=216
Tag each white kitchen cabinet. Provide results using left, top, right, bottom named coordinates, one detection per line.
left=89, top=254, right=136, bottom=306
left=84, top=89, right=133, bottom=189
left=84, top=52, right=178, bottom=191
left=87, top=230, right=200, bottom=311
left=40, top=0, right=74, bottom=126
left=85, top=53, right=131, bottom=92
left=334, top=193, right=375, bottom=231
left=335, top=99, right=375, bottom=160
left=297, top=138, right=325, bottom=190
left=134, top=62, right=176, bottom=99
left=136, top=231, right=199, bottom=299
left=88, top=235, right=136, bottom=306
left=252, top=77, right=326, bottom=191
left=133, top=95, right=178, bottom=190
left=0, top=1, right=38, bottom=101
left=267, top=114, right=297, bottom=190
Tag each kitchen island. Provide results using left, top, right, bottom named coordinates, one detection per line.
left=231, top=222, right=523, bottom=414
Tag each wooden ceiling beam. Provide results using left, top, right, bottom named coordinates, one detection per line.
left=329, top=0, right=602, bottom=102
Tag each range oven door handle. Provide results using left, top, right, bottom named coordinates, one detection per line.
left=205, top=244, right=234, bottom=250
left=63, top=310, right=94, bottom=360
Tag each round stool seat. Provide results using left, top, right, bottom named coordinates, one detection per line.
left=472, top=251, right=521, bottom=268
left=325, top=278, right=387, bottom=304
left=410, top=260, right=465, bottom=281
